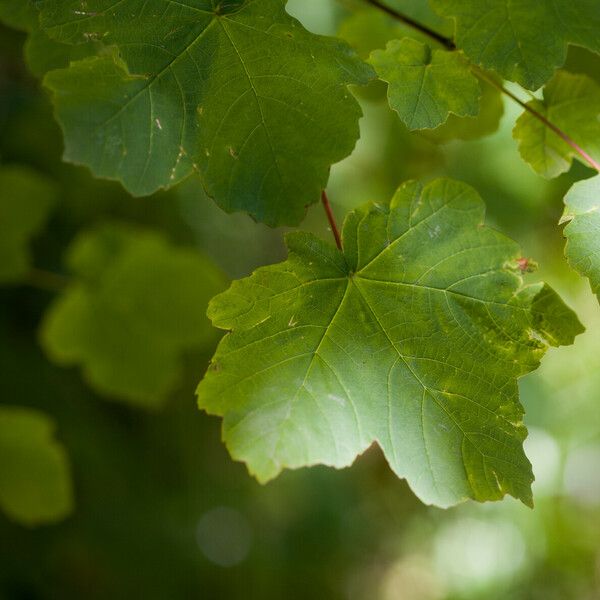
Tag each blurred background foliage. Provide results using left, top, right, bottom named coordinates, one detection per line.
left=1, top=1, right=600, bottom=598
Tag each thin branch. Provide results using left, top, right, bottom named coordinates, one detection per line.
left=474, top=68, right=600, bottom=173
left=363, top=0, right=455, bottom=50
left=362, top=0, right=600, bottom=174
left=321, top=191, right=343, bottom=250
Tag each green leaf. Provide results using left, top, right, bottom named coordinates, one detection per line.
left=38, top=0, right=373, bottom=227
left=41, top=224, right=227, bottom=408
left=431, top=0, right=600, bottom=90
left=423, top=75, right=504, bottom=143
left=339, top=10, right=402, bottom=60
left=0, top=0, right=98, bottom=77
left=513, top=71, right=600, bottom=178
left=561, top=175, right=600, bottom=300
left=0, top=406, right=73, bottom=526
left=0, top=165, right=57, bottom=284
left=0, top=0, right=36, bottom=30
left=26, top=27, right=100, bottom=78
left=370, top=38, right=480, bottom=130
left=197, top=178, right=583, bottom=508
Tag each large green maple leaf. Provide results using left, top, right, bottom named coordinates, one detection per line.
left=431, top=0, right=600, bottom=90
left=38, top=0, right=373, bottom=226
left=197, top=178, right=583, bottom=508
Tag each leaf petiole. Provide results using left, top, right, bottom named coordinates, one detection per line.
left=321, top=191, right=343, bottom=251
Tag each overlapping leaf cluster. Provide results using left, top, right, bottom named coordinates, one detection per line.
left=1, top=0, right=598, bottom=512
left=341, top=0, right=600, bottom=314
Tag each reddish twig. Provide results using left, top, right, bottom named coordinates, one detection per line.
left=321, top=191, right=343, bottom=250
left=473, top=68, right=600, bottom=173
left=363, top=0, right=600, bottom=174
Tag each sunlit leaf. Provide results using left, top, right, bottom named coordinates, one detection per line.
left=198, top=178, right=583, bottom=508
left=561, top=175, right=600, bottom=301
left=513, top=72, right=600, bottom=178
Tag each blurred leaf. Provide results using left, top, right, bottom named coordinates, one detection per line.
left=0, top=164, right=57, bottom=284
left=423, top=76, right=504, bottom=143
left=561, top=175, right=600, bottom=301
left=338, top=10, right=402, bottom=59
left=521, top=308, right=600, bottom=445
left=41, top=224, right=227, bottom=407
left=513, top=72, right=600, bottom=178
left=328, top=100, right=445, bottom=211
left=38, top=0, right=373, bottom=226
left=0, top=406, right=73, bottom=526
left=431, top=0, right=600, bottom=90
left=370, top=38, right=480, bottom=130
left=198, top=178, right=583, bottom=508
left=0, top=0, right=36, bottom=30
